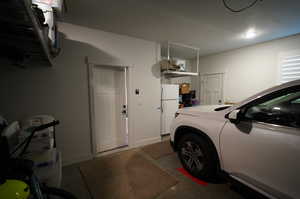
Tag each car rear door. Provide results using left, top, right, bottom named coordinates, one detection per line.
left=220, top=87, right=300, bottom=199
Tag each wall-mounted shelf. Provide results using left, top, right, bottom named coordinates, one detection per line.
left=162, top=71, right=198, bottom=78
left=0, top=0, right=60, bottom=66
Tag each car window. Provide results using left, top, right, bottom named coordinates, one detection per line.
left=291, top=98, right=300, bottom=104
left=244, top=91, right=300, bottom=128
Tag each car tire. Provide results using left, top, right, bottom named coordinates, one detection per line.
left=177, top=133, right=220, bottom=182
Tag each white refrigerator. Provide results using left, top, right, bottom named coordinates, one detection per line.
left=161, top=84, right=179, bottom=135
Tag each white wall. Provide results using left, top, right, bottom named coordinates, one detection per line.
left=194, top=34, right=300, bottom=103
left=0, top=22, right=161, bottom=165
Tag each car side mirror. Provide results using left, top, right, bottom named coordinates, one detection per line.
left=226, top=109, right=241, bottom=124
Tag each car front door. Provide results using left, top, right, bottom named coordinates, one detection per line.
left=220, top=87, right=300, bottom=199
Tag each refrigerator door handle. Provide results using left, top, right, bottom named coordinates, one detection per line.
left=161, top=88, right=163, bottom=113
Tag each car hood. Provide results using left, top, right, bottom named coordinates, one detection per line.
left=178, top=105, right=232, bottom=116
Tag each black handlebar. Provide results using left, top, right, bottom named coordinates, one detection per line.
left=10, top=120, right=60, bottom=157
left=34, top=120, right=60, bottom=132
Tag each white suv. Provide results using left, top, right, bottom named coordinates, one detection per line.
left=170, top=80, right=300, bottom=199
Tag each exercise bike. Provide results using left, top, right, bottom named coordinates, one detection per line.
left=0, top=120, right=77, bottom=199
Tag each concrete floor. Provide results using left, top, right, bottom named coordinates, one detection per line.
left=61, top=144, right=245, bottom=199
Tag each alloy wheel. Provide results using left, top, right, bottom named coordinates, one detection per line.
left=180, top=141, right=205, bottom=171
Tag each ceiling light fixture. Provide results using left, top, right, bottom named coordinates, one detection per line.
left=244, top=28, right=257, bottom=39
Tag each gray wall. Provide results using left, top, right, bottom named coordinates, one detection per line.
left=0, top=22, right=161, bottom=165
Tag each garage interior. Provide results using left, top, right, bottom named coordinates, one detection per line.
left=0, top=0, right=300, bottom=199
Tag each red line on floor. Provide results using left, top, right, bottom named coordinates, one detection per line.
left=177, top=168, right=208, bottom=186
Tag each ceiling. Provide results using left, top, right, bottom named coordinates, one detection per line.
left=64, top=0, right=300, bottom=56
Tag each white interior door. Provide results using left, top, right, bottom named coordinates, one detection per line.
left=200, top=73, right=224, bottom=105
left=93, top=65, right=128, bottom=153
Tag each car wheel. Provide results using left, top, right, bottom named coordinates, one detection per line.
left=177, top=133, right=219, bottom=182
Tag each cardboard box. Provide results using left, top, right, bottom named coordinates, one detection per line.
left=180, top=83, right=190, bottom=94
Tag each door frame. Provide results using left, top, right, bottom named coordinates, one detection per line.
left=87, top=63, right=132, bottom=156
left=200, top=72, right=225, bottom=105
